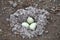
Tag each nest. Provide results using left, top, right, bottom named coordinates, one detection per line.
left=10, top=6, right=49, bottom=38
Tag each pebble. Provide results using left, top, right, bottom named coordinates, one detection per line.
left=8, top=1, right=17, bottom=7
left=18, top=0, right=21, bottom=2
left=45, top=31, right=48, bottom=34
left=6, top=18, right=10, bottom=21
left=12, top=2, right=17, bottom=7
left=8, top=1, right=14, bottom=5
left=0, top=29, right=2, bottom=32
left=56, top=13, right=60, bottom=15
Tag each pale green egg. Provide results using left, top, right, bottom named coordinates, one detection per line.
left=27, top=17, right=34, bottom=24
left=21, top=22, right=29, bottom=28
left=29, top=23, right=37, bottom=30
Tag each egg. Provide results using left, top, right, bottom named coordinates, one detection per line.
left=27, top=17, right=34, bottom=24
left=29, top=23, right=37, bottom=30
left=21, top=22, right=29, bottom=28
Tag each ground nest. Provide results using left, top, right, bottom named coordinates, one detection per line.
left=10, top=6, right=49, bottom=38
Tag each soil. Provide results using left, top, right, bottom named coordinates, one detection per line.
left=0, top=0, right=60, bottom=40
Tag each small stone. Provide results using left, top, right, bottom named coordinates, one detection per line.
left=8, top=1, right=17, bottom=8
left=6, top=18, right=10, bottom=21
left=8, top=1, right=13, bottom=5
left=12, top=2, right=17, bottom=7
left=14, top=32, right=19, bottom=34
left=45, top=31, right=48, bottom=34
left=56, top=13, right=60, bottom=15
left=0, top=29, right=2, bottom=32
left=18, top=0, right=21, bottom=2
left=39, top=0, right=42, bottom=2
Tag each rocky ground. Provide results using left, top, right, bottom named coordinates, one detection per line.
left=0, top=0, right=60, bottom=40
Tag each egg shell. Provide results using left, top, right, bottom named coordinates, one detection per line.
left=29, top=23, right=37, bottom=30
left=27, top=17, right=34, bottom=24
left=21, top=22, right=29, bottom=28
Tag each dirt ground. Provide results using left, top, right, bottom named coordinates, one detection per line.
left=0, top=0, right=60, bottom=40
